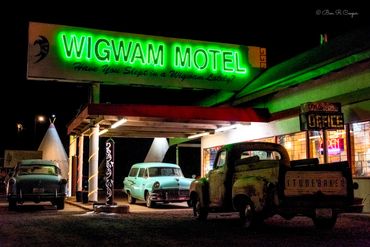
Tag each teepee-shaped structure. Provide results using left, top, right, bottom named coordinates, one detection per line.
left=38, top=122, right=68, bottom=179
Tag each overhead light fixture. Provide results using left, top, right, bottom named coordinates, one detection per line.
left=215, top=124, right=242, bottom=133
left=99, top=129, right=109, bottom=136
left=188, top=132, right=210, bottom=139
left=111, top=118, right=127, bottom=129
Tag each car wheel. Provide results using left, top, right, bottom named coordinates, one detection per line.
left=127, top=192, right=136, bottom=204
left=145, top=192, right=155, bottom=208
left=187, top=199, right=192, bottom=208
left=239, top=199, right=256, bottom=228
left=193, top=195, right=208, bottom=221
left=8, top=199, right=17, bottom=211
left=56, top=198, right=65, bottom=210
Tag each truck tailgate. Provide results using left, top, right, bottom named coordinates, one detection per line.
left=284, top=170, right=347, bottom=196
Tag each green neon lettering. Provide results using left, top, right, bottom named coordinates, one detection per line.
left=148, top=44, right=164, bottom=66
left=95, top=38, right=110, bottom=61
left=208, top=49, right=221, bottom=71
left=194, top=49, right=208, bottom=70
left=223, top=51, right=234, bottom=72
left=131, top=43, right=145, bottom=64
left=87, top=36, right=92, bottom=59
left=111, top=40, right=133, bottom=62
left=58, top=31, right=250, bottom=78
left=175, top=47, right=191, bottom=68
left=62, top=34, right=86, bottom=58
left=235, top=52, right=247, bottom=73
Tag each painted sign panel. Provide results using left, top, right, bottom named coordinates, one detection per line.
left=284, top=171, right=347, bottom=196
left=105, top=138, right=115, bottom=205
left=27, top=22, right=266, bottom=91
left=299, top=102, right=344, bottom=130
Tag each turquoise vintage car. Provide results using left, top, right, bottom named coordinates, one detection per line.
left=6, top=159, right=67, bottom=210
left=123, top=162, right=194, bottom=208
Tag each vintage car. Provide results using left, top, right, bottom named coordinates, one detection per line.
left=6, top=159, right=67, bottom=210
left=123, top=162, right=194, bottom=208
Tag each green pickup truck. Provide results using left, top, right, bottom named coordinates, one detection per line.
left=189, top=142, right=362, bottom=229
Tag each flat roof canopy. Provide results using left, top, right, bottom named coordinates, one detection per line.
left=67, top=104, right=269, bottom=138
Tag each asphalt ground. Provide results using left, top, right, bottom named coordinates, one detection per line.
left=1, top=189, right=369, bottom=221
left=0, top=189, right=192, bottom=213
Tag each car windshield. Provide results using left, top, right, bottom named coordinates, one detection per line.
left=18, top=165, right=57, bottom=175
left=148, top=167, right=183, bottom=177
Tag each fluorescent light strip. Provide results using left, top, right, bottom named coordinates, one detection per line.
left=111, top=118, right=127, bottom=129
left=188, top=132, right=210, bottom=139
left=215, top=124, right=242, bottom=133
left=99, top=129, right=109, bottom=136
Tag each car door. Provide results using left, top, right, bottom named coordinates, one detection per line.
left=131, top=168, right=146, bottom=200
left=208, top=150, right=227, bottom=208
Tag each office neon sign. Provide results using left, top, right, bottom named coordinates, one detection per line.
left=28, top=22, right=266, bottom=91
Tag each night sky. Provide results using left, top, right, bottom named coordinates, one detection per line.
left=2, top=5, right=369, bottom=159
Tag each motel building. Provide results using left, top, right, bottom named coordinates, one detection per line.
left=27, top=23, right=370, bottom=212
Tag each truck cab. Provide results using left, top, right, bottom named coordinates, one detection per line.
left=190, top=142, right=360, bottom=229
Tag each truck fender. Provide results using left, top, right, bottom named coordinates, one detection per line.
left=190, top=178, right=209, bottom=208
left=232, top=177, right=267, bottom=212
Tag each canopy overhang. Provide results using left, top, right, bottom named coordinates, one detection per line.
left=67, top=104, right=269, bottom=138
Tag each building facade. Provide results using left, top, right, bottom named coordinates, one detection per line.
left=201, top=28, right=370, bottom=211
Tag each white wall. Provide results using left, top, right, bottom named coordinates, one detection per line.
left=144, top=138, right=169, bottom=162
left=200, top=117, right=300, bottom=169
left=202, top=117, right=298, bottom=150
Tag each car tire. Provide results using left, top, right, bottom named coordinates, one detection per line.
left=238, top=198, right=257, bottom=228
left=145, top=192, right=155, bottom=208
left=56, top=198, right=65, bottom=210
left=127, top=192, right=136, bottom=204
left=193, top=195, right=208, bottom=221
left=8, top=199, right=17, bottom=211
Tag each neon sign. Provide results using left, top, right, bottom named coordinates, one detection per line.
left=59, top=33, right=166, bottom=67
left=28, top=22, right=266, bottom=91
left=57, top=32, right=248, bottom=75
left=320, top=138, right=344, bottom=155
left=300, top=102, right=344, bottom=131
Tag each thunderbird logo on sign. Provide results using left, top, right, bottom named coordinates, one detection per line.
left=33, top=35, right=49, bottom=63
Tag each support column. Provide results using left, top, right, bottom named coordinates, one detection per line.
left=88, top=124, right=99, bottom=202
left=68, top=135, right=77, bottom=197
left=71, top=156, right=77, bottom=196
left=90, top=83, right=100, bottom=104
left=323, top=130, right=328, bottom=164
left=176, top=145, right=179, bottom=165
left=77, top=135, right=84, bottom=192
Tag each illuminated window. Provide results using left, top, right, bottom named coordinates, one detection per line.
left=351, top=121, right=370, bottom=177
left=277, top=132, right=307, bottom=160
left=254, top=137, right=276, bottom=143
left=309, top=130, right=324, bottom=164
left=326, top=128, right=347, bottom=163
left=202, top=146, right=221, bottom=176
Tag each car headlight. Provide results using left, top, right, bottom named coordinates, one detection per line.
left=153, top=181, right=160, bottom=190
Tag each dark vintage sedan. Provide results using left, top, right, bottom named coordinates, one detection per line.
left=6, top=159, right=67, bottom=210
